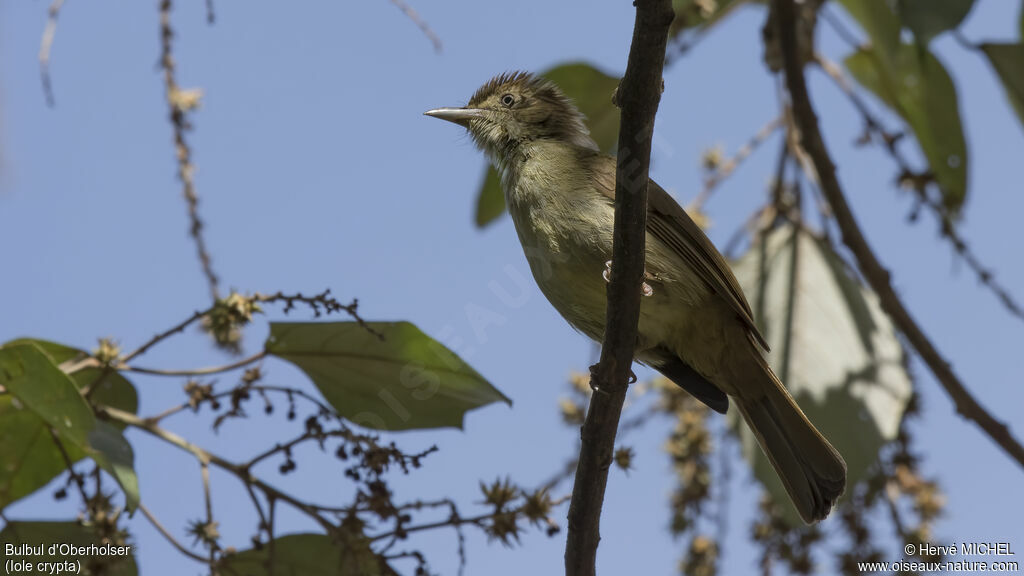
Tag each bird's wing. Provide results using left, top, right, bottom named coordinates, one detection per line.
left=592, top=156, right=770, bottom=351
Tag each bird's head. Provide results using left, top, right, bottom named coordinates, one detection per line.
left=425, top=71, right=597, bottom=163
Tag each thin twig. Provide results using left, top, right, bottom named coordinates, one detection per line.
left=387, top=0, right=441, bottom=52
left=160, top=0, right=220, bottom=301
left=200, top=459, right=216, bottom=566
left=123, top=308, right=212, bottom=364
left=139, top=503, right=210, bottom=564
left=120, top=350, right=266, bottom=377
left=101, top=406, right=336, bottom=531
left=39, top=0, right=66, bottom=107
left=49, top=429, right=88, bottom=503
left=690, top=115, right=784, bottom=212
left=565, top=1, right=674, bottom=575
left=775, top=0, right=1024, bottom=471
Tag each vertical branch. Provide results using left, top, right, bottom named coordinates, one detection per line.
left=39, top=0, right=66, bottom=107
left=564, top=1, right=674, bottom=575
left=160, top=0, right=220, bottom=301
left=773, top=0, right=1024, bottom=470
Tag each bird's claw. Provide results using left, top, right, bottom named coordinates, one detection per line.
left=588, top=363, right=638, bottom=389
left=603, top=260, right=654, bottom=297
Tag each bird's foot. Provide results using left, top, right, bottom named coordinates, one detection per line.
left=588, top=362, right=638, bottom=391
left=603, top=260, right=654, bottom=296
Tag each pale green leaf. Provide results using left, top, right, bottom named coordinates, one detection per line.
left=731, top=225, right=913, bottom=525
left=0, top=521, right=137, bottom=576
left=845, top=44, right=968, bottom=212
left=266, top=322, right=510, bottom=431
left=0, top=344, right=139, bottom=511
left=896, top=0, right=975, bottom=44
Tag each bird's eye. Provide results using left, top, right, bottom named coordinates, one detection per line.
left=501, top=94, right=515, bottom=107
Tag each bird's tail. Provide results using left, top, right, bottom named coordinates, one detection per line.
left=735, top=365, right=847, bottom=524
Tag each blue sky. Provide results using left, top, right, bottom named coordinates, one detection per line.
left=2, top=1, right=1023, bottom=574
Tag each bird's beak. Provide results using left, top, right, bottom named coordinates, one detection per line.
left=424, top=107, right=485, bottom=127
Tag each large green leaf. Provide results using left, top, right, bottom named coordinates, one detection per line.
left=266, top=322, right=509, bottom=431
left=0, top=521, right=137, bottom=576
left=0, top=343, right=139, bottom=511
left=896, top=0, right=975, bottom=44
left=7, top=339, right=139, bottom=413
left=980, top=43, right=1024, bottom=129
left=0, top=340, right=136, bottom=509
left=473, top=62, right=621, bottom=228
left=219, top=533, right=393, bottom=576
left=845, top=44, right=969, bottom=213
left=835, top=0, right=901, bottom=58
left=731, top=225, right=913, bottom=525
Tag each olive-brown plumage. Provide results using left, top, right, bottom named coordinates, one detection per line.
left=426, top=72, right=846, bottom=523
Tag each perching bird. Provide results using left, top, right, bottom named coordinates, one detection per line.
left=425, top=71, right=846, bottom=523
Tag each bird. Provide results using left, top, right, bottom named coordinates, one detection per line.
left=425, top=71, right=846, bottom=523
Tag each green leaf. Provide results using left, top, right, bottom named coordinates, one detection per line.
left=474, top=168, right=506, bottom=228
left=896, top=0, right=975, bottom=44
left=542, top=63, right=622, bottom=151
left=4, top=338, right=138, bottom=420
left=266, top=322, right=510, bottom=431
left=845, top=44, right=969, bottom=212
left=835, top=0, right=901, bottom=58
left=0, top=340, right=137, bottom=510
left=0, top=521, right=138, bottom=576
left=218, top=533, right=393, bottom=576
left=731, top=224, right=913, bottom=525
left=473, top=62, right=621, bottom=228
left=980, top=43, right=1024, bottom=129
left=0, top=343, right=139, bottom=511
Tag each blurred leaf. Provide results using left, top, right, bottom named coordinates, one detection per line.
left=0, top=340, right=137, bottom=510
left=474, top=168, right=505, bottom=227
left=671, top=0, right=750, bottom=35
left=219, top=533, right=394, bottom=576
left=473, top=62, right=620, bottom=228
left=4, top=338, right=138, bottom=422
left=731, top=224, right=913, bottom=525
left=980, top=43, right=1024, bottom=129
left=0, top=521, right=137, bottom=576
left=845, top=44, right=968, bottom=212
left=835, top=0, right=901, bottom=58
left=896, top=0, right=975, bottom=44
left=266, top=322, right=510, bottom=430
left=541, top=63, right=621, bottom=151
left=0, top=343, right=139, bottom=511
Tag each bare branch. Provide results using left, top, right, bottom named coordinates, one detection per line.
left=120, top=350, right=267, bottom=377
left=774, top=0, right=1024, bottom=471
left=564, top=1, right=674, bottom=574
left=160, top=0, right=220, bottom=301
left=39, top=0, right=66, bottom=107
left=101, top=405, right=337, bottom=532
left=138, top=503, right=210, bottom=564
left=387, top=0, right=442, bottom=53
left=690, top=115, right=784, bottom=212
